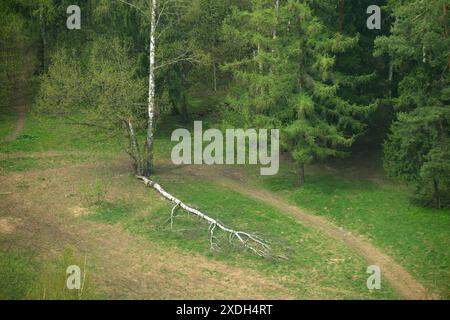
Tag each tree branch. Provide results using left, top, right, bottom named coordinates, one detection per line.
left=115, top=0, right=148, bottom=16
left=155, top=51, right=199, bottom=70
left=137, top=176, right=271, bottom=257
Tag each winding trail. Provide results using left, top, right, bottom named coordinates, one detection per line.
left=0, top=57, right=439, bottom=298
left=3, top=79, right=26, bottom=142
left=0, top=161, right=295, bottom=300
left=0, top=90, right=438, bottom=299
left=3, top=45, right=28, bottom=142
left=178, top=165, right=439, bottom=300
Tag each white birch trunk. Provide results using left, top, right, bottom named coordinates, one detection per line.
left=126, top=119, right=142, bottom=174
left=144, top=0, right=157, bottom=176
left=273, top=0, right=279, bottom=40
left=137, top=176, right=271, bottom=257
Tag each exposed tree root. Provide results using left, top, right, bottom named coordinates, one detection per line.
left=137, top=176, right=271, bottom=257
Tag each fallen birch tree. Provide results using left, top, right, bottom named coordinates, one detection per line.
left=137, top=176, right=271, bottom=257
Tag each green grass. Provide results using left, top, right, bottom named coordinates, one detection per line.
left=0, top=113, right=16, bottom=139
left=256, top=164, right=450, bottom=298
left=0, top=114, right=123, bottom=154
left=0, top=80, right=16, bottom=140
left=0, top=251, right=36, bottom=299
left=1, top=88, right=447, bottom=299
left=0, top=248, right=101, bottom=300
left=0, top=112, right=177, bottom=169
left=0, top=153, right=103, bottom=172
left=87, top=200, right=134, bottom=224
left=86, top=175, right=399, bottom=299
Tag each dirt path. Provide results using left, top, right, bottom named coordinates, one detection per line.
left=0, top=154, right=439, bottom=299
left=3, top=46, right=29, bottom=142
left=0, top=161, right=296, bottom=299
left=3, top=80, right=26, bottom=141
left=177, top=165, right=439, bottom=300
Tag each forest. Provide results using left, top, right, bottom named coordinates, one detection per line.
left=0, top=0, right=449, bottom=300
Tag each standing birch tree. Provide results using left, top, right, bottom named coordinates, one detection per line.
left=114, top=0, right=198, bottom=176
left=143, top=0, right=157, bottom=176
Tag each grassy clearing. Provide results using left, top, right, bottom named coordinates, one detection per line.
left=254, top=163, right=450, bottom=298
left=0, top=112, right=177, bottom=172
left=1, top=104, right=446, bottom=298
left=0, top=153, right=102, bottom=172
left=86, top=174, right=398, bottom=299
left=0, top=113, right=16, bottom=139
left=0, top=248, right=101, bottom=300
left=0, top=77, right=15, bottom=140
left=0, top=114, right=122, bottom=154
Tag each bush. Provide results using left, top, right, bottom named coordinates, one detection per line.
left=384, top=107, right=450, bottom=208
left=79, top=178, right=109, bottom=207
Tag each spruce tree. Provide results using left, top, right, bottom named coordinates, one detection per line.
left=376, top=0, right=450, bottom=208
left=223, top=0, right=372, bottom=185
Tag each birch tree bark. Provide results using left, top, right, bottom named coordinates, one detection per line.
left=115, top=0, right=197, bottom=176
left=273, top=0, right=279, bottom=40
left=143, top=0, right=157, bottom=176
left=137, top=176, right=271, bottom=257
left=125, top=119, right=143, bottom=175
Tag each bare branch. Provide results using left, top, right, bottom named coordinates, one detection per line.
left=115, top=0, right=148, bottom=16
left=155, top=0, right=175, bottom=29
left=65, top=117, right=114, bottom=130
left=155, top=51, right=200, bottom=70
left=170, top=203, right=179, bottom=230
left=137, top=176, right=271, bottom=257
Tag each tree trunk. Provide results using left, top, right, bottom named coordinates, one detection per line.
left=137, top=176, right=271, bottom=257
left=444, top=3, right=448, bottom=36
left=179, top=67, right=189, bottom=123
left=169, top=94, right=179, bottom=115
left=126, top=119, right=143, bottom=175
left=433, top=178, right=441, bottom=209
left=181, top=92, right=188, bottom=123
left=338, top=0, right=345, bottom=33
left=143, top=0, right=157, bottom=177
left=388, top=58, right=394, bottom=97
left=273, top=0, right=279, bottom=40
left=444, top=3, right=449, bottom=69
left=39, top=1, right=47, bottom=73
left=212, top=61, right=217, bottom=92
left=257, top=42, right=263, bottom=96
left=298, top=163, right=305, bottom=187
left=87, top=0, right=92, bottom=29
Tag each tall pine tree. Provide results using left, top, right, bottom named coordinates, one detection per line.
left=223, top=0, right=372, bottom=185
left=376, top=0, right=450, bottom=208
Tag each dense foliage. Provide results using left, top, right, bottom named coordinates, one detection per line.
left=1, top=0, right=448, bottom=208
left=223, top=0, right=373, bottom=184
left=376, top=0, right=450, bottom=207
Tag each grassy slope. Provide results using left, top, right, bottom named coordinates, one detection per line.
left=0, top=113, right=15, bottom=138
left=1, top=86, right=447, bottom=298
left=86, top=175, right=398, bottom=299
left=1, top=115, right=399, bottom=298
left=0, top=249, right=100, bottom=300
left=0, top=114, right=122, bottom=173
left=0, top=90, right=15, bottom=139
left=252, top=162, right=450, bottom=298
